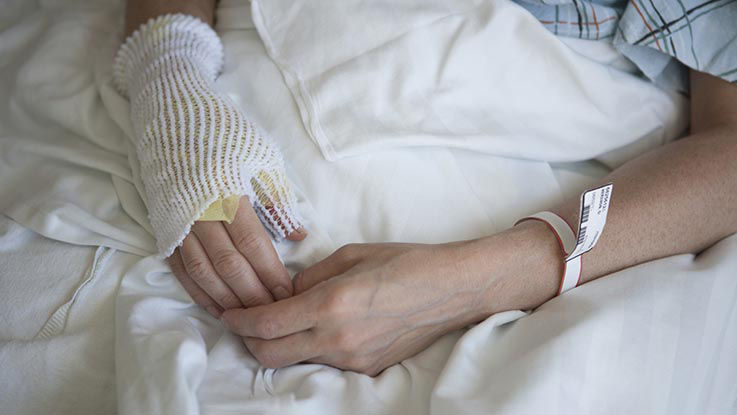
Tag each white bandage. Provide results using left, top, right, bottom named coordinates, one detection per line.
left=113, top=14, right=303, bottom=257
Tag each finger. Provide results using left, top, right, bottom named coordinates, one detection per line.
left=221, top=291, right=318, bottom=339
left=192, top=221, right=274, bottom=307
left=225, top=197, right=293, bottom=300
left=168, top=248, right=223, bottom=318
left=286, top=227, right=307, bottom=241
left=180, top=232, right=243, bottom=310
left=243, top=330, right=318, bottom=368
left=264, top=204, right=305, bottom=240
left=293, top=245, right=361, bottom=294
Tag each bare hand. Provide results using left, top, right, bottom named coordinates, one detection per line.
left=168, top=196, right=306, bottom=318
left=221, top=242, right=497, bottom=376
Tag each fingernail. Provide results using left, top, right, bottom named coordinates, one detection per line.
left=273, top=286, right=290, bottom=300
left=206, top=306, right=222, bottom=319
left=287, top=227, right=308, bottom=241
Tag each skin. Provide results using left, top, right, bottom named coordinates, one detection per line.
left=126, top=1, right=737, bottom=376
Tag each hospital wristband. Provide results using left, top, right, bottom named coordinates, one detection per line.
left=515, top=211, right=581, bottom=295
left=514, top=184, right=614, bottom=296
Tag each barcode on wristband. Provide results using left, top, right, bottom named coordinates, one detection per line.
left=566, top=183, right=613, bottom=261
left=581, top=205, right=590, bottom=224
left=576, top=226, right=587, bottom=246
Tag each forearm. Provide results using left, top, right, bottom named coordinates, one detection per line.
left=555, top=126, right=737, bottom=281
left=125, top=0, right=216, bottom=36
left=473, top=72, right=737, bottom=314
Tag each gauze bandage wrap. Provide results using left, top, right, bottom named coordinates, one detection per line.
left=113, top=14, right=303, bottom=257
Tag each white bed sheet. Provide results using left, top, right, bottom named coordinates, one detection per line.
left=1, top=1, right=735, bottom=414
left=0, top=214, right=135, bottom=414
left=250, top=0, right=687, bottom=165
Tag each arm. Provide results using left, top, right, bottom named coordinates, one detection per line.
left=487, top=69, right=737, bottom=313
left=220, top=71, right=737, bottom=375
left=119, top=0, right=306, bottom=319
left=125, top=0, right=216, bottom=37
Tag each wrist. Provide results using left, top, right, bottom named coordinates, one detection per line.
left=460, top=220, right=563, bottom=318
left=114, top=14, right=224, bottom=98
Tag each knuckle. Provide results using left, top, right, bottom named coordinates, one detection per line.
left=253, top=317, right=280, bottom=339
left=233, top=232, right=267, bottom=255
left=217, top=295, right=240, bottom=309
left=320, top=285, right=356, bottom=316
left=239, top=292, right=268, bottom=308
left=212, top=250, right=243, bottom=281
left=184, top=259, right=212, bottom=282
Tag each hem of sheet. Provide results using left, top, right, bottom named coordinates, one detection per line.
left=34, top=246, right=116, bottom=339
left=250, top=0, right=338, bottom=161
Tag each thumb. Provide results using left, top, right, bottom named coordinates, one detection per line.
left=293, top=246, right=360, bottom=294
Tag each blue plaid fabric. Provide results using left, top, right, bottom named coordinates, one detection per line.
left=514, top=0, right=737, bottom=91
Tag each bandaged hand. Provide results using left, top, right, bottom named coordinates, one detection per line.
left=168, top=196, right=305, bottom=317
left=114, top=14, right=305, bottom=313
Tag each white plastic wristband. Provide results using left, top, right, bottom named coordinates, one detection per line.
left=514, top=183, right=614, bottom=296
left=515, top=211, right=581, bottom=295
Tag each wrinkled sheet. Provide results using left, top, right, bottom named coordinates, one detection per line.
left=251, top=0, right=687, bottom=164
left=0, top=0, right=735, bottom=414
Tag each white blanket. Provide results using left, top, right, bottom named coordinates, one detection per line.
left=1, top=0, right=735, bottom=414
left=251, top=0, right=687, bottom=165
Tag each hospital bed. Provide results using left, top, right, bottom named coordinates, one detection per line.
left=1, top=0, right=735, bottom=414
